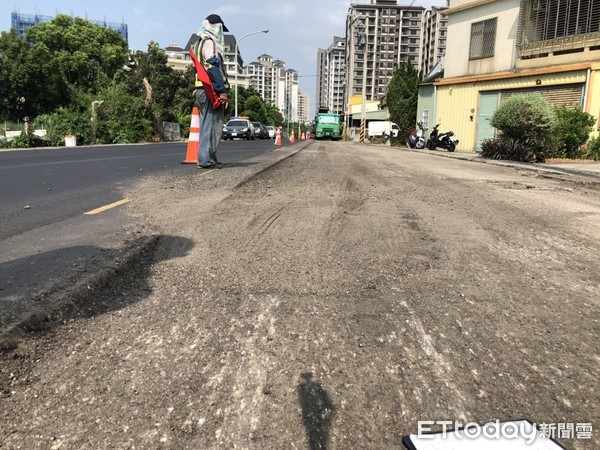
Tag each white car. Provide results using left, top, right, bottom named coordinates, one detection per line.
left=266, top=126, right=276, bottom=139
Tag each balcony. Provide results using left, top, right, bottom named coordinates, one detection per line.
left=519, top=32, right=600, bottom=58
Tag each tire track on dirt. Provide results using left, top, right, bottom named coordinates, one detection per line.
left=197, top=142, right=475, bottom=443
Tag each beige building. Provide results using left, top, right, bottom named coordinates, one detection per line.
left=432, top=0, right=600, bottom=152
left=297, top=90, right=311, bottom=124
left=165, top=43, right=191, bottom=72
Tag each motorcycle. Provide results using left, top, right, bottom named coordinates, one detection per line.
left=406, top=121, right=426, bottom=149
left=426, top=123, right=459, bottom=152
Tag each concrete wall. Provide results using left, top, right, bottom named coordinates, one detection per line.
left=445, top=0, right=520, bottom=78
left=416, top=84, right=436, bottom=132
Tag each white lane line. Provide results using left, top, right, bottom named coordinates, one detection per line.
left=84, top=198, right=130, bottom=215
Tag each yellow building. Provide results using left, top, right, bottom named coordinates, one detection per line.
left=434, top=0, right=600, bottom=152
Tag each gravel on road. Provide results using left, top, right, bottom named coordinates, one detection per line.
left=1, top=142, right=598, bottom=449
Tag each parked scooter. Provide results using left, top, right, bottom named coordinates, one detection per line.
left=426, top=123, right=458, bottom=152
left=406, top=121, right=426, bottom=149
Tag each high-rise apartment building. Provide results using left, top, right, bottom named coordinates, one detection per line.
left=316, top=49, right=329, bottom=110
left=297, top=90, right=311, bottom=124
left=284, top=69, right=299, bottom=122
left=243, top=55, right=300, bottom=121
left=338, top=0, right=449, bottom=124
left=315, top=36, right=346, bottom=115
left=251, top=55, right=285, bottom=106
left=421, top=6, right=448, bottom=77
left=345, top=0, right=427, bottom=108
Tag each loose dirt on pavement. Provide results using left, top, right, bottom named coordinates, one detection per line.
left=1, top=142, right=599, bottom=449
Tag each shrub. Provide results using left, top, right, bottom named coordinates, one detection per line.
left=390, top=135, right=405, bottom=147
left=95, top=83, right=153, bottom=144
left=7, top=132, right=30, bottom=148
left=43, top=108, right=92, bottom=146
left=551, top=107, right=596, bottom=158
left=582, top=135, right=600, bottom=161
left=491, top=94, right=556, bottom=152
left=8, top=131, right=49, bottom=148
left=368, top=135, right=386, bottom=145
left=480, top=138, right=543, bottom=163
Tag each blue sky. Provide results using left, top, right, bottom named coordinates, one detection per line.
left=2, top=1, right=444, bottom=114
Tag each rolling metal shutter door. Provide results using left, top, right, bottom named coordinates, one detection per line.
left=500, top=84, right=584, bottom=108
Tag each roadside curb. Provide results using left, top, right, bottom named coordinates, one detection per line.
left=0, top=235, right=160, bottom=348
left=234, top=140, right=313, bottom=189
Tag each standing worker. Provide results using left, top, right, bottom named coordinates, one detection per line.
left=193, top=14, right=230, bottom=169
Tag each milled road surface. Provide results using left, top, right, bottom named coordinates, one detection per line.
left=1, top=142, right=599, bottom=449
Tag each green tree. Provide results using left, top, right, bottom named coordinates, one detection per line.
left=242, top=95, right=269, bottom=123
left=172, top=65, right=198, bottom=130
left=0, top=15, right=128, bottom=120
left=232, top=86, right=259, bottom=117
left=386, top=62, right=421, bottom=137
left=265, top=102, right=284, bottom=126
left=24, top=15, right=128, bottom=114
left=40, top=87, right=95, bottom=147
left=226, top=86, right=282, bottom=125
left=0, top=29, right=28, bottom=120
left=126, top=41, right=192, bottom=136
left=130, top=42, right=190, bottom=112
left=96, top=82, right=153, bottom=144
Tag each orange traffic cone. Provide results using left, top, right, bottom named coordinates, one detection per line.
left=301, top=132, right=305, bottom=140
left=274, top=127, right=282, bottom=146
left=290, top=129, right=295, bottom=144
left=181, top=107, right=200, bottom=164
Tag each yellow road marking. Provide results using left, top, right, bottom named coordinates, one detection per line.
left=84, top=198, right=130, bottom=215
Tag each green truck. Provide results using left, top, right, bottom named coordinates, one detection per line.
left=314, top=107, right=341, bottom=140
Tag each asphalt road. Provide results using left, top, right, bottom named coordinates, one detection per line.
left=1, top=141, right=598, bottom=449
left=0, top=138, right=281, bottom=311
left=0, top=139, right=280, bottom=239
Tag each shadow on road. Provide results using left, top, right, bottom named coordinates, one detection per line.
left=1, top=245, right=106, bottom=305
left=297, top=372, right=336, bottom=450
left=0, top=235, right=194, bottom=344
left=219, top=161, right=262, bottom=168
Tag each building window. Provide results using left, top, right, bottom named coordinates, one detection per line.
left=422, top=109, right=430, bottom=130
left=469, top=18, right=497, bottom=60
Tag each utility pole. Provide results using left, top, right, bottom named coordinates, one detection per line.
left=348, top=11, right=368, bottom=143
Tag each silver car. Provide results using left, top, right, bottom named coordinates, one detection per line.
left=223, top=119, right=255, bottom=140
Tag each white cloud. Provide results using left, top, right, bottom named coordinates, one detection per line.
left=213, top=4, right=245, bottom=17
left=131, top=0, right=149, bottom=18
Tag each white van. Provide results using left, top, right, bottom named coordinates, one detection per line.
left=367, top=121, right=400, bottom=139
